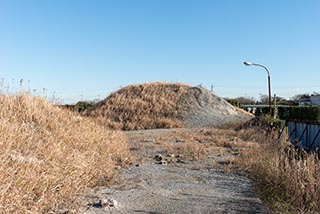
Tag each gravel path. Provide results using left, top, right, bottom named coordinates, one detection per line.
left=83, top=129, right=267, bottom=214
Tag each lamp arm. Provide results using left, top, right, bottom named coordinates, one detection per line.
left=252, top=63, right=270, bottom=77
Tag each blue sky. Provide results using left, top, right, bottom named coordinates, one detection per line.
left=1, top=0, right=320, bottom=103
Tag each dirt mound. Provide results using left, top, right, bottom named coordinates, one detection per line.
left=88, top=82, right=252, bottom=130
left=180, top=85, right=252, bottom=128
left=0, top=94, right=130, bottom=213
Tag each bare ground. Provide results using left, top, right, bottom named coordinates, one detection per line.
left=82, top=129, right=267, bottom=214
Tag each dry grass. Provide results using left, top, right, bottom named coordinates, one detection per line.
left=165, top=142, right=207, bottom=161
left=0, top=94, right=131, bottom=213
left=151, top=129, right=237, bottom=146
left=145, top=124, right=320, bottom=213
left=238, top=127, right=320, bottom=213
left=125, top=128, right=259, bottom=164
left=87, top=82, right=190, bottom=130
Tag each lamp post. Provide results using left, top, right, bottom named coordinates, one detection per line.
left=243, top=61, right=272, bottom=115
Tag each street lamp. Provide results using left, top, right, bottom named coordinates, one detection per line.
left=243, top=61, right=272, bottom=115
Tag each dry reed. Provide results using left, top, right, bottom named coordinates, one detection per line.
left=0, top=94, right=130, bottom=213
left=238, top=128, right=320, bottom=213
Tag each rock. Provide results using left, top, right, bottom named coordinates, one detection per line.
left=101, top=198, right=118, bottom=208
left=154, top=154, right=162, bottom=161
left=87, top=197, right=118, bottom=210
left=176, top=159, right=185, bottom=164
left=167, top=153, right=175, bottom=158
left=157, top=160, right=167, bottom=165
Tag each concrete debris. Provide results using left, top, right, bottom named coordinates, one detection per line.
left=101, top=198, right=118, bottom=208
left=87, top=198, right=117, bottom=210
left=167, top=153, right=175, bottom=158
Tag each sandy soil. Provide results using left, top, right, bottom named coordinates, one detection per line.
left=83, top=129, right=267, bottom=214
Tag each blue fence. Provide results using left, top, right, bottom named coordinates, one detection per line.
left=288, top=120, right=320, bottom=151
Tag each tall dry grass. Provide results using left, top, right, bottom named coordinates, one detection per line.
left=0, top=94, right=130, bottom=213
left=87, top=82, right=190, bottom=130
left=238, top=127, right=320, bottom=213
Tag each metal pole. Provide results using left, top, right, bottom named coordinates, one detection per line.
left=251, top=63, right=272, bottom=115
left=268, top=75, right=272, bottom=115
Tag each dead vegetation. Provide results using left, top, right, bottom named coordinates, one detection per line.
left=87, top=82, right=188, bottom=130
left=87, top=82, right=251, bottom=131
left=145, top=125, right=320, bottom=213
left=131, top=121, right=320, bottom=213
left=237, top=125, right=320, bottom=214
left=124, top=120, right=320, bottom=213
left=2, top=81, right=316, bottom=213
left=0, top=94, right=131, bottom=213
left=124, top=128, right=259, bottom=166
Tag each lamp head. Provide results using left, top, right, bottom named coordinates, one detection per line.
left=243, top=61, right=253, bottom=66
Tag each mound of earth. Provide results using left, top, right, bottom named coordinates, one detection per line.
left=88, top=82, right=252, bottom=130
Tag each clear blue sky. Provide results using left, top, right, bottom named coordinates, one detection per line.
left=1, top=0, right=320, bottom=103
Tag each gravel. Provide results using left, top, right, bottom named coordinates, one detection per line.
left=83, top=129, right=267, bottom=214
left=84, top=163, right=267, bottom=214
left=181, top=86, right=251, bottom=128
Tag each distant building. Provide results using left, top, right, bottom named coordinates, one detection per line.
left=299, top=95, right=320, bottom=106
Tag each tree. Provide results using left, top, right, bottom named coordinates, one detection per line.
left=275, top=96, right=296, bottom=106
left=225, top=96, right=256, bottom=106
left=257, top=94, right=296, bottom=106
left=290, top=93, right=310, bottom=105
left=258, top=95, right=269, bottom=105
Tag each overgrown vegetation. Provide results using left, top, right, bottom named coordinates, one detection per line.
left=87, top=82, right=190, bottom=130
left=279, top=106, right=320, bottom=121
left=0, top=94, right=131, bottom=213
left=238, top=125, right=320, bottom=213
left=2, top=79, right=319, bottom=213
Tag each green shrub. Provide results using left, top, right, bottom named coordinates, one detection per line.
left=74, top=101, right=95, bottom=113
left=255, top=106, right=320, bottom=122
left=286, top=106, right=320, bottom=121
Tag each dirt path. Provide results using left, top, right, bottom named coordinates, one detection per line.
left=83, top=129, right=267, bottom=214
